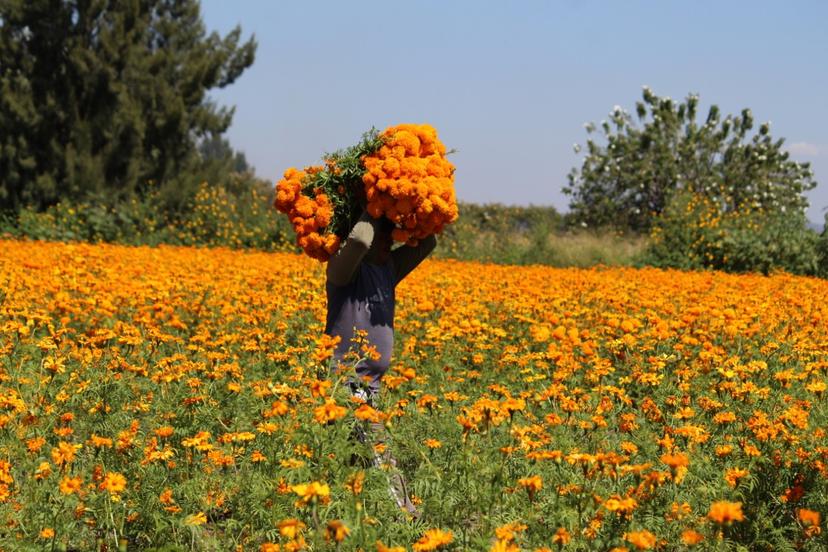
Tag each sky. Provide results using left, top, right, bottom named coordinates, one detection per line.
left=200, top=0, right=828, bottom=223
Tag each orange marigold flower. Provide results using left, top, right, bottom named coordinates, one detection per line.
left=724, top=467, right=749, bottom=488
left=681, top=529, right=704, bottom=545
left=325, top=520, right=350, bottom=543
left=59, top=476, right=82, bottom=495
left=517, top=475, right=543, bottom=500
left=278, top=518, right=306, bottom=539
left=99, top=472, right=127, bottom=495
left=51, top=442, right=82, bottom=466
left=345, top=471, right=365, bottom=495
left=34, top=462, right=52, bottom=480
left=707, top=501, right=744, bottom=524
left=798, top=508, right=820, bottom=527
left=412, top=528, right=454, bottom=551
left=291, top=481, right=330, bottom=507
left=313, top=399, right=347, bottom=424
left=624, top=530, right=657, bottom=550
left=552, top=527, right=571, bottom=545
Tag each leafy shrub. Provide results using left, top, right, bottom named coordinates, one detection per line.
left=645, top=191, right=822, bottom=275
left=1, top=181, right=296, bottom=252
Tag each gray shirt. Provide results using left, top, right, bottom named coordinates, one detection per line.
left=324, top=211, right=436, bottom=397
left=325, top=259, right=396, bottom=394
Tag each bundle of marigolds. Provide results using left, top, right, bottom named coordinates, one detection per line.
left=274, top=124, right=458, bottom=261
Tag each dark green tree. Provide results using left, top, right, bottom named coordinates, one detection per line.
left=564, top=87, right=817, bottom=232
left=0, top=0, right=256, bottom=213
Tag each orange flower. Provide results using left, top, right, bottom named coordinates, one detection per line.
left=681, top=529, right=704, bottom=545
left=724, top=467, right=749, bottom=488
left=798, top=508, right=820, bottom=527
left=99, top=472, right=127, bottom=495
left=412, top=528, right=454, bottom=551
left=624, top=530, right=657, bottom=550
left=345, top=471, right=365, bottom=495
left=50, top=442, right=81, bottom=467
left=325, top=520, right=350, bottom=543
left=708, top=501, right=744, bottom=524
left=552, top=527, right=571, bottom=545
left=313, top=399, right=347, bottom=424
left=517, top=475, right=543, bottom=500
left=277, top=518, right=306, bottom=539
left=59, top=476, right=82, bottom=495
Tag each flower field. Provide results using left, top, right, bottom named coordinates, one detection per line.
left=1, top=239, right=826, bottom=551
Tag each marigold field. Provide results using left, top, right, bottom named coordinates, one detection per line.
left=1, top=239, right=826, bottom=551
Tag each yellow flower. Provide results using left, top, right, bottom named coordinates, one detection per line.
left=34, top=462, right=52, bottom=480
left=291, top=481, right=330, bottom=507
left=185, top=512, right=208, bottom=526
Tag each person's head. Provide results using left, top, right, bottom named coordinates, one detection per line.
left=367, top=217, right=394, bottom=264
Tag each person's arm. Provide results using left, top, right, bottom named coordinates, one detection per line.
left=392, top=234, right=437, bottom=285
left=326, top=212, right=377, bottom=286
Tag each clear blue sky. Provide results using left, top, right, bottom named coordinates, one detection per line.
left=200, top=0, right=828, bottom=222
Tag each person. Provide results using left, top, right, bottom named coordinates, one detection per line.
left=324, top=209, right=436, bottom=519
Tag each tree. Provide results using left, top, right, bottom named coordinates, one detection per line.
left=0, top=0, right=256, bottom=213
left=564, top=87, right=817, bottom=232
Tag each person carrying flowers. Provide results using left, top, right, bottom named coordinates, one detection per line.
left=274, top=123, right=457, bottom=519
left=325, top=205, right=436, bottom=518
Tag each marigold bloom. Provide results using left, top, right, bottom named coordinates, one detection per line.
left=59, top=476, right=82, bottom=495
left=412, top=528, right=454, bottom=551
left=278, top=518, right=306, bottom=539
left=798, top=508, right=820, bottom=527
left=552, top=527, right=571, bottom=545
left=624, top=530, right=657, bottom=549
left=708, top=501, right=744, bottom=524
left=313, top=400, right=347, bottom=424
left=517, top=475, right=543, bottom=500
left=291, top=481, right=330, bottom=507
left=724, top=467, right=749, bottom=488
left=325, top=520, right=350, bottom=543
left=681, top=529, right=704, bottom=545
left=50, top=442, right=81, bottom=466
left=34, top=462, right=52, bottom=480
left=99, top=472, right=127, bottom=495
left=184, top=512, right=207, bottom=526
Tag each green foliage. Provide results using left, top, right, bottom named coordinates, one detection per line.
left=565, top=88, right=817, bottom=233
left=0, top=0, right=256, bottom=213
left=644, top=191, right=823, bottom=276
left=308, top=128, right=385, bottom=239
left=1, top=179, right=295, bottom=252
